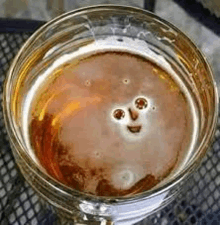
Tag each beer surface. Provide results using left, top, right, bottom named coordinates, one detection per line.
left=30, top=51, right=193, bottom=196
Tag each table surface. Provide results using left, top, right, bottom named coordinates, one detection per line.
left=0, top=1, right=220, bottom=224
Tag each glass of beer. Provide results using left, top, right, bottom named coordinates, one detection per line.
left=3, top=5, right=218, bottom=224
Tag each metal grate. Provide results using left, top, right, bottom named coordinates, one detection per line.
left=0, top=32, right=58, bottom=225
left=0, top=31, right=220, bottom=225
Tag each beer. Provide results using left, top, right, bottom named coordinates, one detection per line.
left=28, top=50, right=196, bottom=197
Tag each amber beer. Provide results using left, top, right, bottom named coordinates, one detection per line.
left=29, top=50, right=195, bottom=197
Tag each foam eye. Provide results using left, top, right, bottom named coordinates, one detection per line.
left=135, top=98, right=148, bottom=110
left=113, top=109, right=125, bottom=120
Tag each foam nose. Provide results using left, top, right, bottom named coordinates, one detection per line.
left=128, top=108, right=139, bottom=121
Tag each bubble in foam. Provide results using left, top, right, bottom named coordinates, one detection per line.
left=135, top=97, right=148, bottom=110
left=112, top=168, right=136, bottom=190
left=113, top=109, right=125, bottom=120
left=85, top=80, right=91, bottom=87
left=94, top=151, right=101, bottom=158
left=123, top=78, right=130, bottom=84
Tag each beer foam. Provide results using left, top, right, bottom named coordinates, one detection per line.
left=24, top=36, right=199, bottom=195
left=23, top=36, right=197, bottom=153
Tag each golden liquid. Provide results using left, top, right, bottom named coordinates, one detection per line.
left=29, top=51, right=194, bottom=197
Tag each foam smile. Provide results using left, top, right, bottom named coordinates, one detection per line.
left=127, top=125, right=142, bottom=133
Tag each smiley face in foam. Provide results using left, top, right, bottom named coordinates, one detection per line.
left=111, top=96, right=150, bottom=142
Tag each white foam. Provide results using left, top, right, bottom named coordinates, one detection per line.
left=22, top=35, right=199, bottom=171
left=111, top=164, right=145, bottom=190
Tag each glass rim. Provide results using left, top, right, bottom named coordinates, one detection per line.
left=3, top=4, right=219, bottom=203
